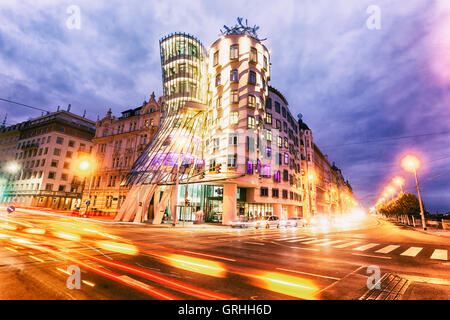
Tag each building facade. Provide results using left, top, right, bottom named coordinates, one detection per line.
left=0, top=109, right=95, bottom=209
left=81, top=94, right=162, bottom=215
left=116, top=20, right=355, bottom=224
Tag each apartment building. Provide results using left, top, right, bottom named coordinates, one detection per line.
left=0, top=109, right=95, bottom=209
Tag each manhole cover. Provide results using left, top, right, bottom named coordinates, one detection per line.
left=359, top=273, right=411, bottom=300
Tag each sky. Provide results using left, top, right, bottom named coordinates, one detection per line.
left=0, top=0, right=449, bottom=212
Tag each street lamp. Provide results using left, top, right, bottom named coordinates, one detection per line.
left=72, top=156, right=96, bottom=214
left=386, top=186, right=395, bottom=201
left=393, top=176, right=405, bottom=194
left=401, top=155, right=426, bottom=230
left=6, top=162, right=20, bottom=174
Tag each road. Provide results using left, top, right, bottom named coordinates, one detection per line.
left=0, top=208, right=448, bottom=300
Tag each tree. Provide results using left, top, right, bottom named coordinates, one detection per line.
left=376, top=193, right=425, bottom=218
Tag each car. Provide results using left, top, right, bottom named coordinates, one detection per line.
left=230, top=219, right=250, bottom=228
left=279, top=217, right=305, bottom=228
left=252, top=216, right=280, bottom=229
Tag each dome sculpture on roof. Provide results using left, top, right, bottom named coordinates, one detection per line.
left=220, top=17, right=267, bottom=41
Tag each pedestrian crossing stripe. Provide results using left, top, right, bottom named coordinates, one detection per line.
left=400, top=247, right=423, bottom=257
left=430, top=249, right=448, bottom=261
left=375, top=245, right=400, bottom=254
left=277, top=236, right=307, bottom=241
left=334, top=241, right=361, bottom=248
left=353, top=243, right=379, bottom=251
left=302, top=238, right=331, bottom=244
left=286, top=237, right=316, bottom=243
left=316, top=240, right=347, bottom=246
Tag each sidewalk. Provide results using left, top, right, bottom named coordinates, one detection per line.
left=386, top=218, right=450, bottom=237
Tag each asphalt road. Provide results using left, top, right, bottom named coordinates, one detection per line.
left=0, top=209, right=448, bottom=300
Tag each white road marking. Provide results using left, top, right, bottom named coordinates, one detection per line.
left=183, top=250, right=236, bottom=262
left=243, top=241, right=265, bottom=246
left=287, top=237, right=316, bottom=243
left=334, top=241, right=361, bottom=248
left=316, top=240, right=347, bottom=246
left=276, top=236, right=307, bottom=241
left=400, top=247, right=423, bottom=257
left=302, top=238, right=331, bottom=244
left=353, top=243, right=379, bottom=252
left=430, top=249, right=448, bottom=261
left=375, top=245, right=400, bottom=254
left=276, top=267, right=341, bottom=280
left=352, top=253, right=392, bottom=259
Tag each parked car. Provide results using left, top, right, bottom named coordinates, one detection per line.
left=252, top=216, right=280, bottom=229
left=279, top=217, right=305, bottom=228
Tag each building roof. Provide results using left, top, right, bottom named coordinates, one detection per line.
left=268, top=86, right=288, bottom=105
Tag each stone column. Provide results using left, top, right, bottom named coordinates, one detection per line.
left=273, top=203, right=282, bottom=218
left=222, top=183, right=237, bottom=225
left=287, top=205, right=296, bottom=218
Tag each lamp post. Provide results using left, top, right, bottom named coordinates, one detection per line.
left=386, top=186, right=395, bottom=201
left=393, top=176, right=405, bottom=194
left=74, top=156, right=95, bottom=215
left=401, top=155, right=426, bottom=230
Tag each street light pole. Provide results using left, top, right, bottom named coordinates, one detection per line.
left=413, top=167, right=426, bottom=230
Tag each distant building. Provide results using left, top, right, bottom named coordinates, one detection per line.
left=81, top=93, right=162, bottom=215
left=0, top=109, right=95, bottom=209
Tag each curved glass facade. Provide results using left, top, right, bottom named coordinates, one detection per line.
left=159, top=33, right=208, bottom=114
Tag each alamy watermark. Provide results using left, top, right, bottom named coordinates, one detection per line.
left=366, top=265, right=381, bottom=290
left=366, top=5, right=381, bottom=30
left=66, top=5, right=81, bottom=30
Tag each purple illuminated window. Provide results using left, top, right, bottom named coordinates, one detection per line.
left=247, top=160, right=254, bottom=174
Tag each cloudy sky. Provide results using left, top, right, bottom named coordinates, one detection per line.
left=0, top=0, right=449, bottom=212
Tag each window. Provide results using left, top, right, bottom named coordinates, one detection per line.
left=272, top=188, right=279, bottom=198
left=282, top=190, right=288, bottom=199
left=58, top=185, right=65, bottom=192
left=61, top=173, right=68, bottom=181
left=44, top=147, right=48, bottom=155
left=274, top=171, right=281, bottom=183
left=248, top=95, right=256, bottom=108
left=275, top=101, right=280, bottom=113
left=284, top=137, right=289, bottom=148
left=276, top=120, right=281, bottom=130
left=263, top=56, right=268, bottom=70
left=282, top=107, right=287, bottom=118
left=68, top=140, right=75, bottom=147
left=229, top=111, right=239, bottom=125
left=260, top=187, right=269, bottom=197
left=228, top=134, right=238, bottom=145
left=47, top=136, right=51, bottom=143
left=213, top=50, right=219, bottom=66
left=230, top=69, right=238, bottom=82
left=283, top=169, right=289, bottom=181
left=248, top=71, right=256, bottom=85
left=45, top=184, right=53, bottom=191
left=56, top=137, right=63, bottom=144
left=266, top=113, right=272, bottom=125
left=266, top=97, right=272, bottom=109
left=51, top=160, right=58, bottom=167
left=266, top=130, right=272, bottom=141
left=53, top=148, right=61, bottom=156
left=284, top=153, right=289, bottom=164
left=216, top=96, right=222, bottom=107
left=48, top=172, right=55, bottom=179
left=247, top=116, right=255, bottom=129
left=213, top=138, right=220, bottom=151
left=231, top=90, right=239, bottom=104
left=247, top=136, right=255, bottom=152
left=230, top=44, right=239, bottom=60
left=215, top=73, right=221, bottom=87
left=250, top=47, right=257, bottom=63
left=277, top=136, right=282, bottom=148
left=266, top=146, right=272, bottom=158
left=227, top=154, right=237, bottom=167
left=41, top=159, right=45, bottom=166
left=246, top=159, right=254, bottom=174
left=66, top=151, right=73, bottom=158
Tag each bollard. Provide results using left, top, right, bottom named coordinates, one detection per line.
left=406, top=216, right=410, bottom=225
left=412, top=216, right=415, bottom=227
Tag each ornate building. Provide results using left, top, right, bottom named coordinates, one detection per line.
left=0, top=109, right=95, bottom=209
left=81, top=94, right=162, bottom=216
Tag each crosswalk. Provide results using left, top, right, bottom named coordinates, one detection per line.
left=263, top=236, right=449, bottom=261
